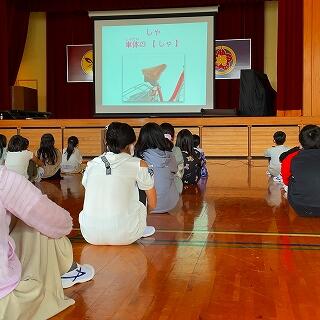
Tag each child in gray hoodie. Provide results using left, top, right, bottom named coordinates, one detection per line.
left=135, top=123, right=180, bottom=213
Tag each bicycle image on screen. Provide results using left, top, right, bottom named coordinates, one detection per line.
left=122, top=55, right=185, bottom=104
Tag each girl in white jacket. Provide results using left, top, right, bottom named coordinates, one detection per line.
left=79, top=122, right=156, bottom=245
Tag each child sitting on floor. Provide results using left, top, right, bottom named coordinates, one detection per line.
left=281, top=125, right=320, bottom=217
left=160, top=122, right=184, bottom=193
left=5, top=135, right=43, bottom=180
left=0, top=166, right=94, bottom=319
left=79, top=122, right=156, bottom=245
left=135, top=122, right=180, bottom=213
left=61, top=136, right=83, bottom=174
left=37, top=133, right=62, bottom=179
left=176, top=129, right=202, bottom=185
left=193, top=134, right=208, bottom=178
left=264, top=131, right=289, bottom=183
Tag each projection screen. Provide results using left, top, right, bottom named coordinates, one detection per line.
left=90, top=6, right=218, bottom=116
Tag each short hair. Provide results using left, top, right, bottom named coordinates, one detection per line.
left=106, top=122, right=136, bottom=154
left=299, top=124, right=320, bottom=149
left=8, top=135, right=29, bottom=152
left=273, top=131, right=286, bottom=145
left=193, top=134, right=200, bottom=147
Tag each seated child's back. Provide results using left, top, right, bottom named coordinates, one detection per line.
left=79, top=122, right=156, bottom=245
left=5, top=135, right=34, bottom=179
left=135, top=123, right=180, bottom=213
left=37, top=133, right=62, bottom=179
left=61, top=136, right=82, bottom=173
left=176, top=129, right=201, bottom=184
left=264, top=131, right=289, bottom=177
left=283, top=125, right=320, bottom=216
left=193, top=134, right=208, bottom=178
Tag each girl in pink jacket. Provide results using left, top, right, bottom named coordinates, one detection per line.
left=0, top=166, right=94, bottom=319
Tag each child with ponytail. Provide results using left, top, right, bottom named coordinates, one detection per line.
left=61, top=136, right=82, bottom=174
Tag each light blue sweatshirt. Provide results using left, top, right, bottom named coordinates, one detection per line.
left=142, top=148, right=180, bottom=213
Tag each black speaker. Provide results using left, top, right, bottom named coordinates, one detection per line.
left=239, top=70, right=276, bottom=116
left=201, top=108, right=237, bottom=117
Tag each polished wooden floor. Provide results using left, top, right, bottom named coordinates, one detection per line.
left=41, top=159, right=320, bottom=320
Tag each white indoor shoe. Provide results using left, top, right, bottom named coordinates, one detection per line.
left=141, top=226, right=156, bottom=238
left=61, top=263, right=95, bottom=289
left=273, top=175, right=282, bottom=183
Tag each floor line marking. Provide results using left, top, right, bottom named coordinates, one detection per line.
left=156, top=230, right=320, bottom=237
left=72, top=228, right=320, bottom=238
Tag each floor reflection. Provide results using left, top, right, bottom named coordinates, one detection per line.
left=265, top=179, right=283, bottom=212
left=49, top=159, right=320, bottom=320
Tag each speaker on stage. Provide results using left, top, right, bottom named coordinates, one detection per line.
left=239, top=70, right=276, bottom=116
left=201, top=108, right=237, bottom=117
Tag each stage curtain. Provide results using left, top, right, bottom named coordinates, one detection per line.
left=7, top=2, right=30, bottom=86
left=0, top=0, right=29, bottom=111
left=215, top=2, right=265, bottom=109
left=46, top=1, right=264, bottom=118
left=46, top=12, right=93, bottom=118
left=277, top=0, right=303, bottom=114
left=0, top=0, right=10, bottom=110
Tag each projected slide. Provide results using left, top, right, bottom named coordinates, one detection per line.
left=101, top=22, right=207, bottom=107
left=122, top=57, right=185, bottom=104
left=92, top=7, right=216, bottom=115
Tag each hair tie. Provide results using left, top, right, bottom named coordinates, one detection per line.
left=164, top=133, right=172, bottom=141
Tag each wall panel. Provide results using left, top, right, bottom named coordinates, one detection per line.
left=303, top=0, right=320, bottom=116
left=0, top=129, right=18, bottom=142
left=64, top=128, right=102, bottom=157
left=2, top=117, right=320, bottom=158
left=20, top=128, right=62, bottom=153
left=251, top=126, right=299, bottom=156
left=202, top=127, right=248, bottom=156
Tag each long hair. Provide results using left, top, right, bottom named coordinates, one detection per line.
left=37, top=133, right=57, bottom=165
left=176, top=129, right=200, bottom=162
left=65, top=136, right=79, bottom=160
left=0, top=134, right=7, bottom=159
left=135, top=122, right=170, bottom=158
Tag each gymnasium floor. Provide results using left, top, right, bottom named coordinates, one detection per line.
left=43, top=159, right=320, bottom=320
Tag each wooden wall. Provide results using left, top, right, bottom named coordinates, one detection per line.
left=304, top=0, right=320, bottom=116
left=1, top=117, right=318, bottom=158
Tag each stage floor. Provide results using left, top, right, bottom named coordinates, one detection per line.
left=43, top=159, right=320, bottom=320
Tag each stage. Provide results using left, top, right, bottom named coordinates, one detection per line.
left=0, top=116, right=317, bottom=158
